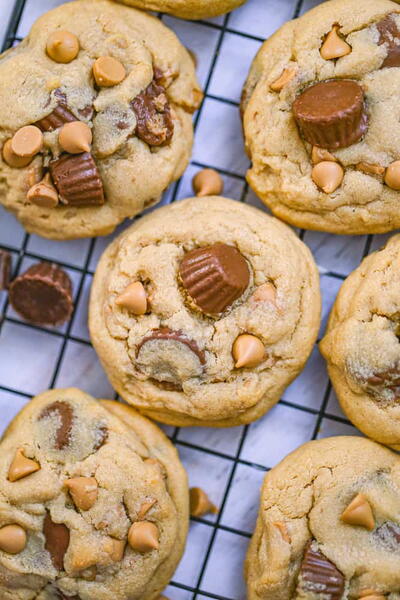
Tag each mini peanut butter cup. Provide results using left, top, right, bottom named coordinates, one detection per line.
left=35, top=90, right=76, bottom=132
left=9, top=262, right=73, bottom=326
left=296, top=541, right=345, bottom=599
left=293, top=79, right=368, bottom=149
left=179, top=243, right=250, bottom=315
left=377, top=14, right=400, bottom=68
left=131, top=73, right=174, bottom=146
left=49, top=152, right=105, bottom=206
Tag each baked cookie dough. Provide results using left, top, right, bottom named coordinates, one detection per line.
left=112, top=0, right=246, bottom=20
left=242, top=0, right=400, bottom=235
left=89, top=196, right=321, bottom=427
left=0, top=0, right=202, bottom=240
left=0, top=388, right=188, bottom=600
left=320, top=234, right=400, bottom=450
left=246, top=436, right=400, bottom=599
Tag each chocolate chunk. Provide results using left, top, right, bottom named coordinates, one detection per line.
left=375, top=521, right=400, bottom=550
left=293, top=79, right=368, bottom=149
left=9, top=262, right=73, bottom=326
left=179, top=243, right=250, bottom=315
left=377, top=15, right=400, bottom=68
left=131, top=73, right=174, bottom=146
left=296, top=541, right=345, bottom=599
left=43, top=511, right=70, bottom=571
left=39, top=401, right=74, bottom=449
left=0, top=250, right=11, bottom=290
left=49, top=153, right=105, bottom=206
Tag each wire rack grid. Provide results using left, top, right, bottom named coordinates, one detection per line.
left=0, top=0, right=389, bottom=598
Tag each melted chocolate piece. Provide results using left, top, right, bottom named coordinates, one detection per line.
left=0, top=249, right=11, bottom=290
left=296, top=541, right=345, bottom=599
left=49, top=153, right=105, bottom=206
left=9, top=262, right=73, bottom=326
left=377, top=14, right=400, bottom=68
left=375, top=521, right=400, bottom=550
left=365, top=367, right=400, bottom=395
left=137, top=328, right=206, bottom=365
left=94, top=425, right=108, bottom=450
left=293, top=79, right=368, bottom=149
left=179, top=243, right=250, bottom=315
left=39, top=401, right=74, bottom=450
left=43, top=511, right=70, bottom=571
left=131, top=71, right=173, bottom=146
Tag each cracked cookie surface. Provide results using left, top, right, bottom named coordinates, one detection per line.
left=111, top=0, right=246, bottom=19
left=320, top=234, right=400, bottom=449
left=245, top=436, right=400, bottom=599
left=88, top=196, right=321, bottom=427
left=0, top=388, right=188, bottom=600
left=0, top=0, right=201, bottom=239
left=242, top=0, right=400, bottom=234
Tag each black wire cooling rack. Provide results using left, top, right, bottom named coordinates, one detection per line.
left=0, top=1, right=380, bottom=598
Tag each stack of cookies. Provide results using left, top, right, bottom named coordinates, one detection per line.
left=0, top=0, right=400, bottom=597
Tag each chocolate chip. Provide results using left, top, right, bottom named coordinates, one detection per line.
left=0, top=250, right=11, bottom=290
left=9, top=262, right=73, bottom=326
left=179, top=243, right=250, bottom=315
left=296, top=541, right=345, bottom=599
left=49, top=152, right=105, bottom=206
left=293, top=79, right=368, bottom=149
left=39, top=401, right=73, bottom=450
left=43, top=511, right=70, bottom=571
left=375, top=521, right=400, bottom=551
left=377, top=15, right=400, bottom=68
left=35, top=90, right=76, bottom=132
left=131, top=72, right=173, bottom=146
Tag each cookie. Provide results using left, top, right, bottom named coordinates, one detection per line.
left=242, top=0, right=400, bottom=235
left=0, top=0, right=202, bottom=240
left=0, top=388, right=188, bottom=599
left=89, top=196, right=321, bottom=427
left=320, top=234, right=400, bottom=450
left=245, top=436, right=400, bottom=599
left=112, top=0, right=246, bottom=19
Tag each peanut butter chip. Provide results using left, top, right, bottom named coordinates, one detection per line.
left=0, top=524, right=27, bottom=554
left=93, top=56, right=126, bottom=87
left=273, top=521, right=291, bottom=543
left=138, top=498, right=157, bottom=520
left=232, top=334, right=265, bottom=368
left=270, top=67, right=296, bottom=92
left=11, top=126, right=43, bottom=158
left=252, top=282, right=277, bottom=305
left=320, top=25, right=351, bottom=60
left=128, top=521, right=159, bottom=553
left=59, top=121, right=92, bottom=154
left=361, top=596, right=386, bottom=600
left=385, top=160, right=400, bottom=190
left=356, top=162, right=385, bottom=177
left=27, top=174, right=59, bottom=208
left=46, top=30, right=80, bottom=63
left=2, top=139, right=32, bottom=168
left=190, top=487, right=218, bottom=517
left=311, top=146, right=337, bottom=165
left=192, top=168, right=224, bottom=197
left=341, top=493, right=375, bottom=530
left=8, top=448, right=40, bottom=482
left=312, top=161, right=344, bottom=193
left=116, top=281, right=147, bottom=315
left=107, top=538, right=126, bottom=562
left=65, top=477, right=98, bottom=511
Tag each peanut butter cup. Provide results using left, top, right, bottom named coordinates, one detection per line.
left=49, top=152, right=105, bottom=206
left=296, top=541, right=345, bottom=599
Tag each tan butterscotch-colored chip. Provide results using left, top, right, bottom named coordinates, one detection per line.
left=312, top=161, right=344, bottom=193
left=59, top=121, right=92, bottom=154
left=107, top=538, right=126, bottom=562
left=320, top=25, right=351, bottom=60
left=2, top=139, right=33, bottom=168
left=65, top=477, right=98, bottom=511
left=385, top=161, right=400, bottom=190
left=46, top=30, right=80, bottom=63
left=232, top=334, right=265, bottom=369
left=192, top=168, right=224, bottom=197
left=311, top=146, right=337, bottom=165
left=251, top=282, right=277, bottom=305
left=341, top=493, right=375, bottom=530
left=138, top=498, right=157, bottom=520
left=116, top=281, right=147, bottom=315
left=272, top=521, right=291, bottom=543
left=11, top=126, right=43, bottom=158
left=128, top=521, right=159, bottom=553
left=8, top=448, right=40, bottom=482
left=0, top=524, right=27, bottom=554
left=356, top=162, right=385, bottom=177
left=270, top=67, right=296, bottom=92
left=93, top=56, right=126, bottom=87
left=189, top=487, right=218, bottom=517
left=27, top=174, right=59, bottom=208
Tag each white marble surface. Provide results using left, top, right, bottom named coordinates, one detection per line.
left=0, top=1, right=384, bottom=598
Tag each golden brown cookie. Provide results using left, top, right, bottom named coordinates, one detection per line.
left=246, top=436, right=400, bottom=598
left=112, top=0, right=246, bottom=19
left=0, top=388, right=188, bottom=599
left=0, top=0, right=202, bottom=239
left=89, top=196, right=321, bottom=427
left=242, top=0, right=400, bottom=234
